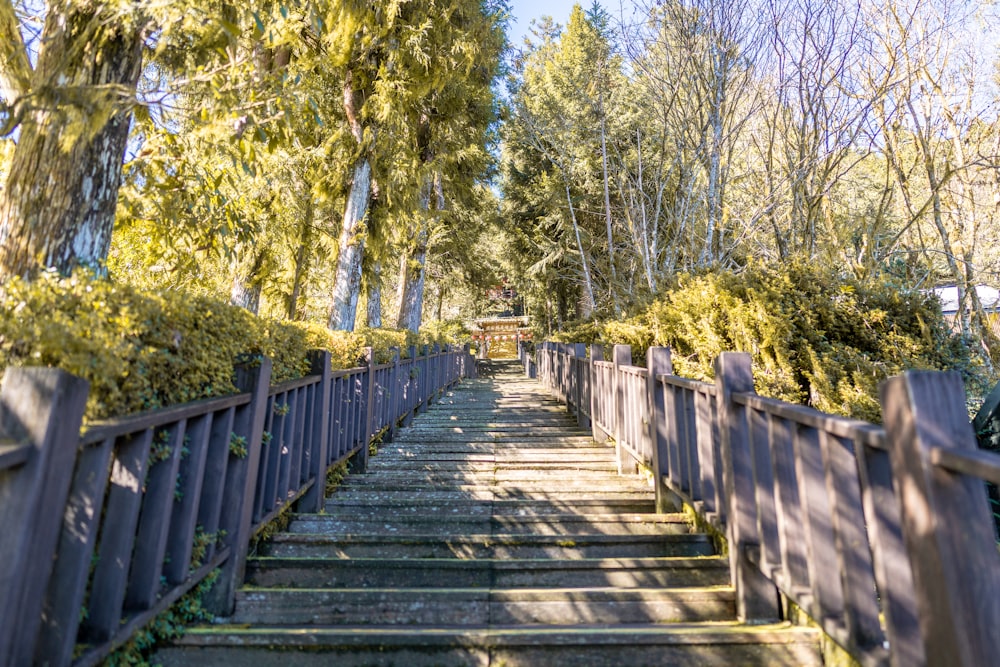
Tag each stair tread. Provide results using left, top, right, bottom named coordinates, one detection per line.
left=154, top=362, right=820, bottom=666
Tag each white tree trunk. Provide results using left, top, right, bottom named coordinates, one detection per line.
left=0, top=8, right=143, bottom=279
left=396, top=175, right=439, bottom=333
left=366, top=260, right=382, bottom=328
left=327, top=157, right=372, bottom=331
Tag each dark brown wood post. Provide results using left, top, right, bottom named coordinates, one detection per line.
left=0, top=368, right=89, bottom=667
left=386, top=347, right=401, bottom=441
left=205, top=356, right=272, bottom=616
left=403, top=345, right=417, bottom=426
left=299, top=351, right=332, bottom=513
left=881, top=371, right=1000, bottom=667
left=647, top=347, right=678, bottom=513
left=350, top=347, right=374, bottom=474
left=590, top=345, right=608, bottom=443
left=613, top=345, right=634, bottom=475
left=714, top=352, right=779, bottom=622
left=464, top=343, right=476, bottom=379
left=430, top=343, right=441, bottom=404
left=573, top=343, right=590, bottom=428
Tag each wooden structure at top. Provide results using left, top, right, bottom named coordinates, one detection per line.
left=470, top=316, right=531, bottom=359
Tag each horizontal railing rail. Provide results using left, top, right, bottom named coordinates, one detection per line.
left=0, top=343, right=476, bottom=667
left=535, top=341, right=1000, bottom=667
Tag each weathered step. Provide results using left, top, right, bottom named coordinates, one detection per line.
left=327, top=488, right=655, bottom=503
left=245, top=556, right=730, bottom=588
left=346, top=468, right=625, bottom=481
left=230, top=586, right=736, bottom=625
left=323, top=497, right=657, bottom=515
left=262, top=532, right=715, bottom=559
left=288, top=513, right=691, bottom=537
left=339, top=472, right=639, bottom=487
left=375, top=444, right=613, bottom=457
left=338, top=479, right=653, bottom=494
left=158, top=624, right=822, bottom=667
left=366, top=460, right=617, bottom=475
left=405, top=419, right=579, bottom=428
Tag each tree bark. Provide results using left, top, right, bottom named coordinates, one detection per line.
left=230, top=245, right=266, bottom=315
left=396, top=174, right=439, bottom=333
left=287, top=198, right=314, bottom=320
left=327, top=156, right=371, bottom=331
left=366, top=260, right=382, bottom=328
left=0, top=5, right=144, bottom=280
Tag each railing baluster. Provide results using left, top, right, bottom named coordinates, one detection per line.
left=82, top=429, right=154, bottom=641
left=881, top=371, right=1000, bottom=667
left=821, top=432, right=884, bottom=655
left=715, top=352, right=779, bottom=622
left=769, top=416, right=811, bottom=599
left=793, top=424, right=845, bottom=626
left=164, top=413, right=213, bottom=585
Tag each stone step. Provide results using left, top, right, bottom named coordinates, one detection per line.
left=338, top=472, right=636, bottom=486
left=366, top=460, right=618, bottom=470
left=261, top=532, right=715, bottom=559
left=326, top=488, right=655, bottom=503
left=338, top=478, right=653, bottom=492
left=323, top=497, right=657, bottom=515
left=157, top=624, right=822, bottom=667
left=288, top=513, right=688, bottom=537
left=245, top=556, right=730, bottom=589
left=230, top=586, right=737, bottom=625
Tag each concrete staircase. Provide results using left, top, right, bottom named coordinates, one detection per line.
left=156, top=360, right=821, bottom=666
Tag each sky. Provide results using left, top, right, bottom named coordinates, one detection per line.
left=507, top=0, right=584, bottom=46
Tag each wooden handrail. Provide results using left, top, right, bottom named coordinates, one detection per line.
left=0, top=344, right=476, bottom=667
left=536, top=342, right=1000, bottom=667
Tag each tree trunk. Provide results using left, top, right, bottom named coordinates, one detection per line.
left=230, top=245, right=267, bottom=315
left=287, top=198, right=314, bottom=320
left=0, top=7, right=143, bottom=280
left=366, top=261, right=382, bottom=328
left=396, top=172, right=442, bottom=333
left=598, top=92, right=617, bottom=303
left=327, top=156, right=371, bottom=331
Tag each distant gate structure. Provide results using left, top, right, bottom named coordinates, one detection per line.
left=471, top=316, right=531, bottom=359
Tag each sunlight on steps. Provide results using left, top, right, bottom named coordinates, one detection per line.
left=154, top=360, right=821, bottom=667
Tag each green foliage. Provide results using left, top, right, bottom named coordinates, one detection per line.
left=554, top=264, right=978, bottom=422
left=357, top=327, right=419, bottom=363
left=0, top=272, right=410, bottom=422
left=324, top=460, right=350, bottom=498
left=420, top=318, right=471, bottom=346
left=100, top=571, right=218, bottom=667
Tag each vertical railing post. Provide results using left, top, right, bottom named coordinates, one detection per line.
left=205, top=356, right=272, bottom=616
left=350, top=347, right=374, bottom=474
left=881, top=371, right=1000, bottom=667
left=590, top=344, right=608, bottom=443
left=613, top=345, right=634, bottom=474
left=430, top=344, right=441, bottom=403
left=403, top=345, right=417, bottom=426
left=299, top=351, right=331, bottom=513
left=714, top=352, right=779, bottom=622
left=0, top=368, right=89, bottom=667
left=386, top=347, right=401, bottom=441
left=647, top=347, right=677, bottom=513
left=573, top=343, right=590, bottom=429
left=464, top=343, right=476, bottom=379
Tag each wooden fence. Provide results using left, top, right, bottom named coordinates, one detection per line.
left=0, top=344, right=475, bottom=667
left=535, top=341, right=1000, bottom=667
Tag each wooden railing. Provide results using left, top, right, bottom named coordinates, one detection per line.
left=0, top=344, right=475, bottom=667
left=536, top=341, right=1000, bottom=667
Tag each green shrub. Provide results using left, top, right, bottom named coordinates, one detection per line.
left=0, top=272, right=404, bottom=421
left=551, top=263, right=979, bottom=422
